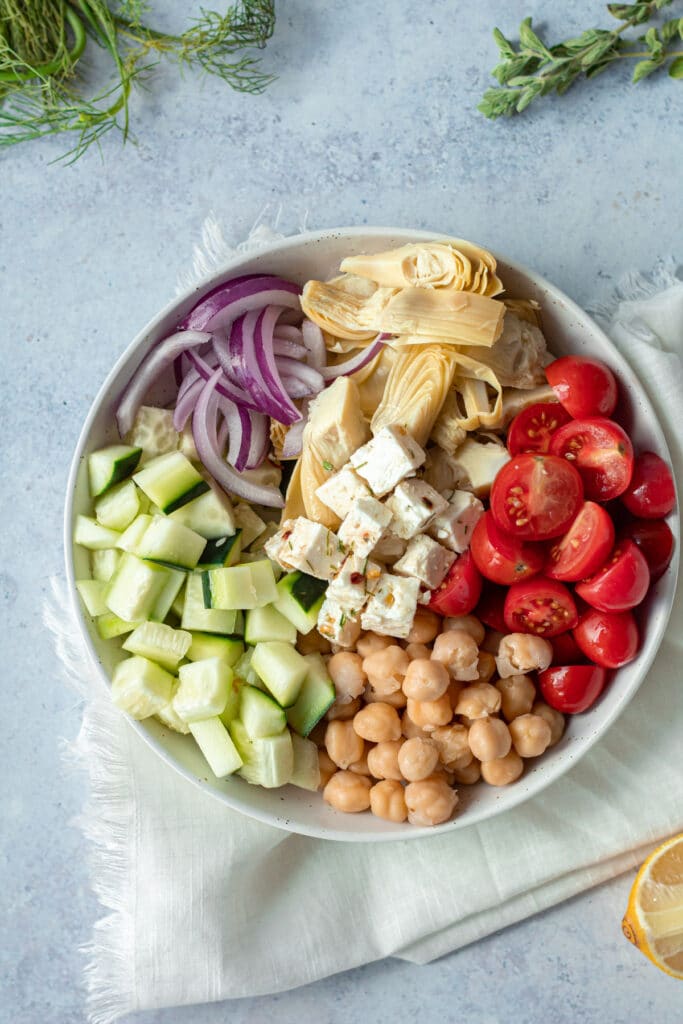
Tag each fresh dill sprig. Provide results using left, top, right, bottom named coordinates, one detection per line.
left=479, top=1, right=683, bottom=119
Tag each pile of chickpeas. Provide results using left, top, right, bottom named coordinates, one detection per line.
left=298, top=612, right=566, bottom=828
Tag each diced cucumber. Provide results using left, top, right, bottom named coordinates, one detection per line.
left=169, top=487, right=236, bottom=540
left=117, top=513, right=153, bottom=554
left=104, top=552, right=183, bottom=623
left=240, top=685, right=286, bottom=739
left=232, top=647, right=264, bottom=689
left=181, top=573, right=237, bottom=634
left=218, top=671, right=243, bottom=727
left=187, top=633, right=244, bottom=667
left=76, top=579, right=108, bottom=617
left=126, top=406, right=178, bottom=459
left=203, top=559, right=278, bottom=611
left=189, top=717, right=242, bottom=778
left=74, top=515, right=122, bottom=551
left=111, top=655, right=175, bottom=719
left=91, top=548, right=121, bottom=582
left=152, top=567, right=185, bottom=622
left=94, top=479, right=140, bottom=532
left=88, top=444, right=142, bottom=498
left=286, top=653, right=336, bottom=737
left=290, top=732, right=322, bottom=791
left=196, top=531, right=242, bottom=570
left=234, top=610, right=245, bottom=636
left=251, top=641, right=308, bottom=707
left=174, top=657, right=231, bottom=722
left=96, top=612, right=141, bottom=639
left=137, top=516, right=207, bottom=570
left=247, top=520, right=280, bottom=554
left=232, top=503, right=267, bottom=547
left=156, top=681, right=190, bottom=734
left=134, top=451, right=209, bottom=514
left=244, top=604, right=297, bottom=646
left=123, top=622, right=192, bottom=671
left=273, top=571, right=328, bottom=635
left=178, top=422, right=199, bottom=461
left=229, top=719, right=293, bottom=788
left=170, top=580, right=186, bottom=619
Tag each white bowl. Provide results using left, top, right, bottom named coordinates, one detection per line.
left=64, top=227, right=679, bottom=841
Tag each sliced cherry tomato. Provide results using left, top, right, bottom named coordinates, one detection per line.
left=490, top=453, right=584, bottom=541
left=503, top=577, right=578, bottom=637
left=545, top=356, right=618, bottom=419
left=575, top=540, right=650, bottom=612
left=470, top=511, right=545, bottom=585
left=550, top=631, right=587, bottom=665
left=428, top=550, right=482, bottom=616
left=474, top=582, right=508, bottom=633
left=538, top=665, right=607, bottom=714
left=507, top=402, right=572, bottom=456
left=573, top=608, right=639, bottom=668
left=621, top=452, right=676, bottom=519
left=549, top=417, right=634, bottom=501
left=619, top=518, right=675, bottom=582
left=545, top=501, right=615, bottom=582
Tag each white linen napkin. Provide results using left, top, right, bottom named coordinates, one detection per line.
left=53, top=224, right=683, bottom=1023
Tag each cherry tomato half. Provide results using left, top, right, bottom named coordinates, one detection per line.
left=428, top=550, right=482, bottom=617
left=621, top=452, right=676, bottom=519
left=470, top=511, right=545, bottom=586
left=538, top=665, right=607, bottom=714
left=545, top=501, right=615, bottom=582
left=573, top=608, right=639, bottom=668
left=545, top=355, right=618, bottom=419
left=490, top=453, right=584, bottom=541
left=550, top=631, right=587, bottom=665
left=575, top=540, right=650, bottom=612
left=503, top=577, right=579, bottom=638
left=549, top=417, right=634, bottom=501
left=474, top=582, right=508, bottom=633
left=507, top=402, right=572, bottom=456
left=619, top=518, right=675, bottom=582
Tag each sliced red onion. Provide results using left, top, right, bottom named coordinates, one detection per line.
left=173, top=376, right=205, bottom=431
left=281, top=376, right=312, bottom=399
left=177, top=367, right=200, bottom=402
left=245, top=411, right=270, bottom=470
left=301, top=319, right=326, bottom=369
left=179, top=275, right=301, bottom=333
left=185, top=349, right=258, bottom=412
left=230, top=307, right=301, bottom=425
left=320, top=335, right=388, bottom=381
left=281, top=417, right=306, bottom=458
left=275, top=355, right=324, bottom=394
left=216, top=414, right=229, bottom=454
left=221, top=400, right=251, bottom=471
left=273, top=338, right=308, bottom=359
left=274, top=325, right=303, bottom=343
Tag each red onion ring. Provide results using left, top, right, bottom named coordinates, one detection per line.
left=273, top=338, right=308, bottom=359
left=173, top=376, right=205, bottom=431
left=245, top=412, right=270, bottom=470
left=274, top=325, right=303, bottom=343
left=281, top=418, right=306, bottom=458
left=180, top=275, right=301, bottom=333
left=301, top=319, right=326, bottom=369
left=275, top=356, right=324, bottom=394
left=185, top=349, right=259, bottom=412
left=320, top=335, right=388, bottom=380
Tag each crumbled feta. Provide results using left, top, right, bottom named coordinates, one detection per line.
left=427, top=490, right=485, bottom=553
left=394, top=535, right=455, bottom=590
left=337, top=496, right=393, bottom=559
left=372, top=532, right=408, bottom=564
left=447, top=438, right=511, bottom=497
left=327, top=554, right=382, bottom=615
left=317, top=595, right=362, bottom=648
left=350, top=425, right=425, bottom=497
left=360, top=573, right=420, bottom=639
left=264, top=517, right=343, bottom=580
left=385, top=479, right=448, bottom=540
left=315, top=466, right=371, bottom=520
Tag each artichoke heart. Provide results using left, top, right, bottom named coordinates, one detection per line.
left=351, top=346, right=398, bottom=419
left=370, top=344, right=458, bottom=447
left=463, top=312, right=551, bottom=389
left=340, top=239, right=504, bottom=297
left=301, top=276, right=393, bottom=343
left=503, top=297, right=542, bottom=327
left=377, top=288, right=505, bottom=347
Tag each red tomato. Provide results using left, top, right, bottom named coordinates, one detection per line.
left=507, top=402, right=572, bottom=456
left=575, top=540, right=650, bottom=612
left=428, top=550, right=482, bottom=616
left=545, top=356, right=618, bottom=419
left=470, top=511, right=545, bottom=585
left=475, top=582, right=508, bottom=633
left=549, top=417, right=634, bottom=501
left=503, top=577, right=578, bottom=637
left=545, top=501, right=615, bottom=582
left=490, top=453, right=584, bottom=541
left=550, top=631, right=587, bottom=665
left=538, top=665, right=607, bottom=714
left=573, top=608, right=639, bottom=668
left=619, top=518, right=675, bottom=582
left=621, top=452, right=676, bottom=519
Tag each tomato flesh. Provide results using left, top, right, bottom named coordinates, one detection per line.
left=575, top=540, right=650, bottom=612
left=538, top=665, right=607, bottom=714
left=621, top=451, right=676, bottom=519
left=545, top=355, right=618, bottom=419
left=507, top=402, right=572, bottom=456
left=573, top=609, right=639, bottom=668
left=474, top=582, right=508, bottom=633
left=549, top=417, right=634, bottom=501
left=550, top=631, right=587, bottom=665
left=545, top=501, right=615, bottom=582
left=428, top=550, right=482, bottom=617
left=470, top=511, right=545, bottom=585
left=490, top=453, right=584, bottom=541
left=619, top=518, right=675, bottom=582
left=503, top=577, right=579, bottom=638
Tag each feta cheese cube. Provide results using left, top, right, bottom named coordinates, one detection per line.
left=447, top=439, right=511, bottom=497
left=372, top=532, right=408, bottom=564
left=360, top=573, right=420, bottom=639
left=350, top=425, right=425, bottom=497
left=327, top=554, right=382, bottom=615
left=337, top=496, right=393, bottom=559
left=385, top=479, right=448, bottom=540
left=317, top=595, right=362, bottom=648
left=394, top=535, right=455, bottom=590
left=264, top=518, right=343, bottom=580
left=427, top=490, right=485, bottom=553
left=315, top=466, right=371, bottom=520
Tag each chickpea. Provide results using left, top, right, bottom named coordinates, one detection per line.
left=443, top=615, right=485, bottom=646
left=398, top=736, right=439, bottom=782
left=405, top=778, right=459, bottom=826
left=297, top=630, right=331, bottom=656
left=318, top=749, right=337, bottom=788
left=326, top=696, right=362, bottom=721
left=356, top=632, right=393, bottom=658
left=327, top=651, right=366, bottom=702
left=325, top=719, right=365, bottom=769
left=353, top=702, right=402, bottom=743
left=364, top=684, right=407, bottom=709
left=509, top=714, right=552, bottom=758
left=405, top=642, right=431, bottom=661
left=405, top=693, right=452, bottom=732
left=401, top=710, right=429, bottom=740
left=323, top=770, right=372, bottom=812
left=468, top=717, right=511, bottom=762
left=454, top=682, right=502, bottom=720
left=480, top=750, right=524, bottom=786
left=362, top=645, right=410, bottom=697
left=496, top=633, right=553, bottom=679
left=366, top=739, right=404, bottom=780
left=531, top=701, right=565, bottom=747
left=370, top=779, right=407, bottom=823
left=431, top=723, right=472, bottom=769
left=407, top=608, right=440, bottom=644
left=476, top=651, right=497, bottom=684
left=432, top=630, right=480, bottom=681
left=481, top=629, right=505, bottom=655
left=402, top=658, right=450, bottom=702
left=349, top=745, right=372, bottom=776
left=450, top=759, right=481, bottom=785
left=447, top=679, right=464, bottom=711
left=496, top=674, right=537, bottom=722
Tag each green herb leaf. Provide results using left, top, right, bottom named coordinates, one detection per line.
left=518, top=18, right=553, bottom=59
left=492, top=27, right=516, bottom=59
left=669, top=55, right=683, bottom=77
left=322, top=460, right=334, bottom=472
left=632, top=57, right=662, bottom=81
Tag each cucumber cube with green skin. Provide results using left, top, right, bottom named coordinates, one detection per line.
left=196, top=531, right=242, bottom=570
left=123, top=622, right=192, bottom=671
left=173, top=657, right=232, bottom=723
left=116, top=514, right=153, bottom=554
left=94, top=479, right=140, bottom=532
left=204, top=560, right=278, bottom=611
left=240, top=685, right=287, bottom=739
left=229, top=719, right=293, bottom=788
left=76, top=579, right=109, bottom=617
left=151, top=567, right=185, bottom=623
left=96, top=612, right=141, bottom=639
left=244, top=604, right=297, bottom=646
left=286, top=653, right=336, bottom=737
left=181, top=574, right=237, bottom=635
left=105, top=552, right=178, bottom=622
left=187, top=633, right=244, bottom=667
left=189, top=718, right=243, bottom=778
left=169, top=487, right=236, bottom=539
left=251, top=641, right=308, bottom=707
left=88, top=444, right=142, bottom=498
left=74, top=515, right=122, bottom=551
left=273, top=571, right=328, bottom=635
left=111, top=655, right=175, bottom=719
left=91, top=548, right=121, bottom=582
left=290, top=732, right=321, bottom=791
left=137, top=516, right=207, bottom=570
left=134, top=451, right=209, bottom=514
